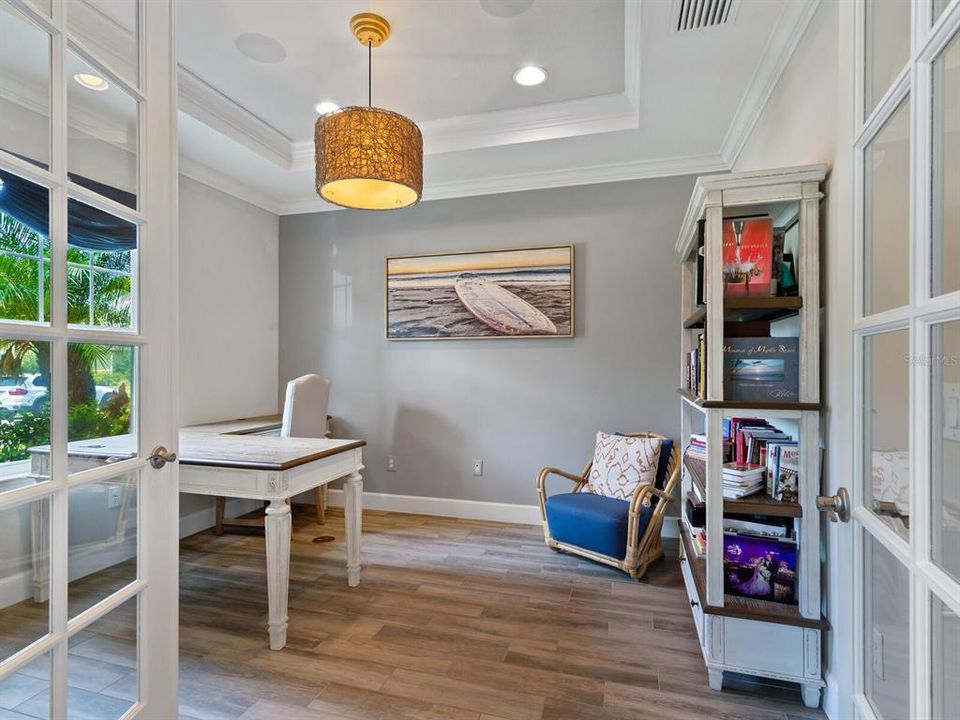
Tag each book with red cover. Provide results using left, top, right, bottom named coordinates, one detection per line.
left=722, top=216, right=773, bottom=296
left=730, top=418, right=774, bottom=465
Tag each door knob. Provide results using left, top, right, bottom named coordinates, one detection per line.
left=148, top=445, right=177, bottom=469
left=816, top=486, right=851, bottom=523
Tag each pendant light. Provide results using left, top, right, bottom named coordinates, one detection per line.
left=315, top=13, right=423, bottom=210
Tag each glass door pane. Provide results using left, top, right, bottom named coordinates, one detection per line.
left=864, top=329, right=911, bottom=539
left=0, top=172, right=50, bottom=325
left=0, top=4, right=50, bottom=169
left=864, top=99, right=911, bottom=316
left=931, top=319, right=960, bottom=583
left=67, top=51, right=139, bottom=208
left=66, top=203, right=136, bottom=331
left=0, top=497, right=49, bottom=659
left=864, top=533, right=911, bottom=720
left=932, top=596, right=960, bottom=717
left=932, top=30, right=960, bottom=298
left=0, top=339, right=52, bottom=494
left=66, top=596, right=137, bottom=719
left=66, top=0, right=138, bottom=88
left=0, top=652, right=51, bottom=715
left=68, top=472, right=138, bottom=617
left=865, top=0, right=911, bottom=116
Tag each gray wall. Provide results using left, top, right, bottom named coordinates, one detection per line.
left=179, top=176, right=280, bottom=427
left=178, top=175, right=279, bottom=523
left=279, top=177, right=692, bottom=508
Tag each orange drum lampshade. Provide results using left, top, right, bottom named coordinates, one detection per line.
left=315, top=106, right=423, bottom=211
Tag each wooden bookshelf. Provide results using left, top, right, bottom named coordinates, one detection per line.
left=676, top=388, right=821, bottom=413
left=678, top=521, right=827, bottom=630
left=675, top=165, right=827, bottom=706
left=724, top=295, right=803, bottom=323
left=683, top=306, right=707, bottom=329
left=700, top=398, right=822, bottom=412
left=686, top=488, right=803, bottom=518
left=683, top=297, right=803, bottom=329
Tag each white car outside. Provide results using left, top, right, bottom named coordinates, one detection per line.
left=0, top=374, right=116, bottom=411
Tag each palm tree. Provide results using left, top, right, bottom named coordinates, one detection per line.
left=0, top=214, right=131, bottom=404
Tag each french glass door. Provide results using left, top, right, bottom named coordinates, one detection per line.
left=0, top=0, right=179, bottom=717
left=853, top=0, right=960, bottom=718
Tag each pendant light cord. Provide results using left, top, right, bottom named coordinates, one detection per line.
left=368, top=40, right=372, bottom=107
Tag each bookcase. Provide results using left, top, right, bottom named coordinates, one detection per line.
left=675, top=165, right=828, bottom=709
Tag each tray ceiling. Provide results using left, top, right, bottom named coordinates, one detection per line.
left=0, top=0, right=820, bottom=214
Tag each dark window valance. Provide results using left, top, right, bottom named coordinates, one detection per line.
left=0, top=156, right=137, bottom=253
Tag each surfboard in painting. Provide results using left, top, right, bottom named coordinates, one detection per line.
left=454, top=274, right=557, bottom=335
left=386, top=244, right=573, bottom=339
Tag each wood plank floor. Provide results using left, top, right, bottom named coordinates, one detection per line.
left=175, top=509, right=826, bottom=720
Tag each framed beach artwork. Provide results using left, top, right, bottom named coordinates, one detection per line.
left=386, top=244, right=574, bottom=340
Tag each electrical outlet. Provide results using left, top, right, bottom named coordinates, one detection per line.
left=386, top=456, right=397, bottom=472
left=107, top=486, right=123, bottom=509
left=472, top=460, right=483, bottom=476
left=872, top=628, right=884, bottom=679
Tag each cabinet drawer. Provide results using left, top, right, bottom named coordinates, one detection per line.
left=679, top=548, right=705, bottom=644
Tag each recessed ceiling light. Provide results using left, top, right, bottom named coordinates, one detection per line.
left=315, top=101, right=340, bottom=115
left=73, top=73, right=109, bottom=92
left=513, top=65, right=547, bottom=87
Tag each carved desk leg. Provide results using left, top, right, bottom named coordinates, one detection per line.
left=344, top=472, right=363, bottom=587
left=264, top=498, right=291, bottom=650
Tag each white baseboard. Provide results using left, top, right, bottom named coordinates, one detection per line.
left=325, top=488, right=542, bottom=525
left=0, top=569, right=32, bottom=610
left=323, top=488, right=681, bottom=537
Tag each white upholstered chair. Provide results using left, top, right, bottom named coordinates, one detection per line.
left=281, top=374, right=332, bottom=523
left=214, top=374, right=332, bottom=534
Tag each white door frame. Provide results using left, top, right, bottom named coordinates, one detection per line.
left=0, top=0, right=179, bottom=716
left=849, top=1, right=960, bottom=719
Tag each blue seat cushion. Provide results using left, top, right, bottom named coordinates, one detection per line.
left=545, top=492, right=655, bottom=561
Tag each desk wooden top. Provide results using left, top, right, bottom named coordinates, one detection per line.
left=178, top=432, right=364, bottom=472
left=182, top=415, right=283, bottom=436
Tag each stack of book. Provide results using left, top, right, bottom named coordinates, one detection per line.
left=722, top=463, right=765, bottom=498
left=725, top=417, right=792, bottom=466
left=686, top=422, right=799, bottom=504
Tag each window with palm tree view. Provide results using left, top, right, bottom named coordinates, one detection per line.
left=1, top=169, right=137, bottom=484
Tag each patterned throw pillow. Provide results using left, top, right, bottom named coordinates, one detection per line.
left=587, top=432, right=663, bottom=502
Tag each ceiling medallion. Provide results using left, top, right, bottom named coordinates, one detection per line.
left=315, top=13, right=423, bottom=211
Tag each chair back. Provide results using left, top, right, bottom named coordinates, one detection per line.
left=281, top=374, right=330, bottom=439
left=579, top=431, right=676, bottom=491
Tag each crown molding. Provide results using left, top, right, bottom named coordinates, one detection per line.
left=177, top=66, right=294, bottom=169
left=288, top=89, right=639, bottom=170
left=278, top=151, right=728, bottom=216
left=718, top=0, right=822, bottom=167
left=178, top=157, right=282, bottom=215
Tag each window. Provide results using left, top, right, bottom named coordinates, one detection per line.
left=0, top=210, right=135, bottom=329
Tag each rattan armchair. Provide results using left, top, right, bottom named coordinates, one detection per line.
left=536, top=432, right=681, bottom=579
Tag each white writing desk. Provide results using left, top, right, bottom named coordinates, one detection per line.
left=179, top=416, right=365, bottom=650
